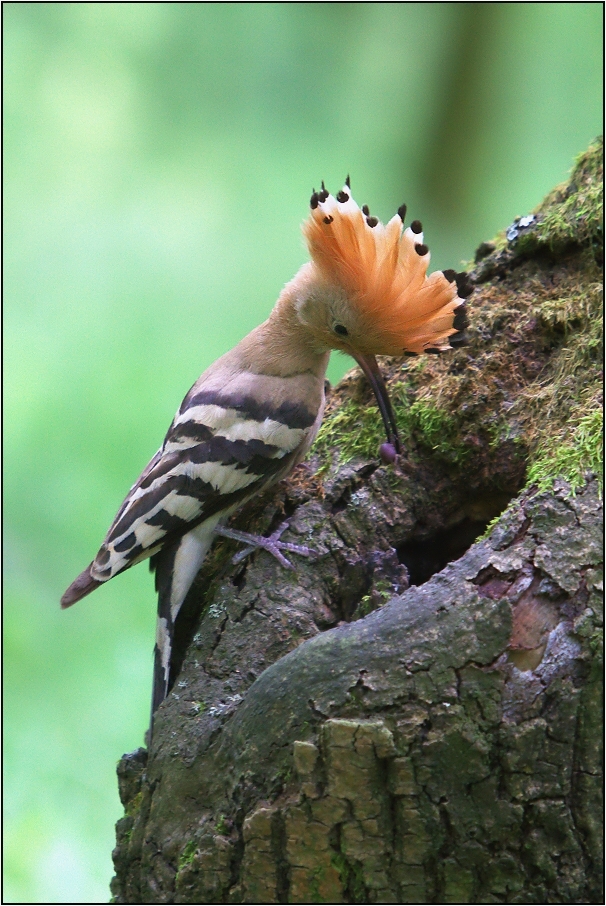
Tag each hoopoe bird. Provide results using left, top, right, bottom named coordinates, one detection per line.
left=61, top=179, right=471, bottom=729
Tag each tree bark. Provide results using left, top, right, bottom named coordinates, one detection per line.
left=110, top=140, right=603, bottom=905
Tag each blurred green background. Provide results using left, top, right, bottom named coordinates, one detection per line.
left=4, top=3, right=602, bottom=902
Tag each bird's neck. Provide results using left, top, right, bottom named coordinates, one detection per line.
left=237, top=264, right=330, bottom=379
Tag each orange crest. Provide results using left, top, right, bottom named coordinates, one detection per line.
left=303, top=181, right=471, bottom=355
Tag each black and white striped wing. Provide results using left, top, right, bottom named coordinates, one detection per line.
left=89, top=389, right=317, bottom=583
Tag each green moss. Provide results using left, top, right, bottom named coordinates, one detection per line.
left=517, top=137, right=603, bottom=254
left=479, top=507, right=511, bottom=542
left=589, top=629, right=603, bottom=660
left=357, top=580, right=394, bottom=618
left=313, top=381, right=469, bottom=470
left=308, top=866, right=323, bottom=902
left=125, top=791, right=142, bottom=818
left=517, top=269, right=603, bottom=495
left=532, top=283, right=602, bottom=333
left=313, top=396, right=385, bottom=468
left=331, top=852, right=367, bottom=903
left=405, top=398, right=470, bottom=464
left=526, top=408, right=603, bottom=494
left=312, top=358, right=428, bottom=469
left=276, top=762, right=293, bottom=787
left=177, top=840, right=197, bottom=871
left=538, top=138, right=603, bottom=249
left=500, top=141, right=602, bottom=500
left=216, top=814, right=228, bottom=834
left=330, top=851, right=347, bottom=877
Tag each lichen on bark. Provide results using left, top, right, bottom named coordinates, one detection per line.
left=110, top=139, right=603, bottom=904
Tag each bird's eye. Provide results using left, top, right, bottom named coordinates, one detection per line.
left=334, top=324, right=348, bottom=336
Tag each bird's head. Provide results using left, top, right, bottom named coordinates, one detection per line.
left=293, top=179, right=473, bottom=455
left=296, top=179, right=471, bottom=358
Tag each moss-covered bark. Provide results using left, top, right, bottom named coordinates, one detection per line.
left=111, top=140, right=603, bottom=904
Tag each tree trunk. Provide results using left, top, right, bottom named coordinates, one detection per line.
left=110, top=139, right=603, bottom=905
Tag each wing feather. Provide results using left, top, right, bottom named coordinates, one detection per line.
left=88, top=393, right=312, bottom=582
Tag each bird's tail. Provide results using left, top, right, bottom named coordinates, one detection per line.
left=149, top=542, right=179, bottom=731
left=148, top=521, right=220, bottom=739
left=61, top=566, right=103, bottom=608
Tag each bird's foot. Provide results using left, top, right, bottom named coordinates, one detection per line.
left=214, top=521, right=315, bottom=569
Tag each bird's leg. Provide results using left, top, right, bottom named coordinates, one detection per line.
left=214, top=521, right=315, bottom=569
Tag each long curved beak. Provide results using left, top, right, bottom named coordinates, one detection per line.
left=350, top=352, right=402, bottom=454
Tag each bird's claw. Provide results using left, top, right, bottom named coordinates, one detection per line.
left=215, top=521, right=316, bottom=569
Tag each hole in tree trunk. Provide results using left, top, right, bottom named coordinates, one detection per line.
left=397, top=491, right=516, bottom=587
